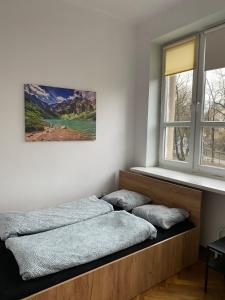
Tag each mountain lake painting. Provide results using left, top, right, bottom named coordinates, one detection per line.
left=25, top=84, right=96, bottom=141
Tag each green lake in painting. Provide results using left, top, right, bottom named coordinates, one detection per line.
left=46, top=119, right=96, bottom=135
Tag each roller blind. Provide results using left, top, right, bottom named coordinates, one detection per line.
left=164, top=37, right=197, bottom=76
left=205, top=26, right=225, bottom=71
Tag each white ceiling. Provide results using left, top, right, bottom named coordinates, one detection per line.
left=67, top=0, right=184, bottom=25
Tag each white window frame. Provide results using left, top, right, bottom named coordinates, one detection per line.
left=159, top=29, right=225, bottom=179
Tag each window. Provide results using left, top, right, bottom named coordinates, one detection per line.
left=164, top=70, right=193, bottom=163
left=201, top=69, right=225, bottom=169
left=160, top=25, right=225, bottom=177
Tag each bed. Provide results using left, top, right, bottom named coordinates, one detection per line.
left=0, top=170, right=202, bottom=300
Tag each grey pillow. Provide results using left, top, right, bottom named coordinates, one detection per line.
left=102, top=189, right=151, bottom=211
left=132, top=204, right=189, bottom=229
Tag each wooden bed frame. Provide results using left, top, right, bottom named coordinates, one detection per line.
left=25, top=170, right=202, bottom=300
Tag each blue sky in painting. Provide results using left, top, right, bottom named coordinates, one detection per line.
left=40, top=85, right=74, bottom=100
left=24, top=84, right=96, bottom=105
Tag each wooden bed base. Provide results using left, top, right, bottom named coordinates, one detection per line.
left=25, top=170, right=202, bottom=300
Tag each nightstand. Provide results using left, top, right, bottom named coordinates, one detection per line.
left=205, top=237, right=225, bottom=292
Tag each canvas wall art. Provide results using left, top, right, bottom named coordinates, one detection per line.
left=25, top=84, right=96, bottom=141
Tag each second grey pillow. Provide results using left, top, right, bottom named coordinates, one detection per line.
left=132, top=204, right=189, bottom=229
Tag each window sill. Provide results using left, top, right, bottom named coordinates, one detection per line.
left=130, top=167, right=225, bottom=196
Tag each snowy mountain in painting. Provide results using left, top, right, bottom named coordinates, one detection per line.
left=24, top=84, right=96, bottom=106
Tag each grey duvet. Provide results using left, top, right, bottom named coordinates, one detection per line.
left=6, top=210, right=157, bottom=280
left=0, top=196, right=113, bottom=241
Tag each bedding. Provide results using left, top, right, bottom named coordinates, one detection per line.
left=102, top=189, right=151, bottom=211
left=132, top=204, right=189, bottom=229
left=5, top=210, right=157, bottom=280
left=0, top=196, right=113, bottom=241
left=0, top=219, right=194, bottom=300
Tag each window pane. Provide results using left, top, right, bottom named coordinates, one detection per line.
left=203, top=68, right=225, bottom=121
left=165, top=127, right=190, bottom=162
left=201, top=127, right=225, bottom=168
left=165, top=70, right=193, bottom=122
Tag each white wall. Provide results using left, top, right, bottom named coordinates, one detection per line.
left=134, top=0, right=225, bottom=245
left=0, top=0, right=135, bottom=211
left=201, top=192, right=225, bottom=246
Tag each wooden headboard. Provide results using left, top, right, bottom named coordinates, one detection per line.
left=119, top=170, right=202, bottom=227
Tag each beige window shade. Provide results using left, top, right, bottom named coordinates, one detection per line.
left=205, top=27, right=225, bottom=71
left=164, top=37, right=197, bottom=76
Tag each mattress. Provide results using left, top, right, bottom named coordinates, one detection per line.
left=0, top=219, right=194, bottom=300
